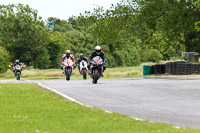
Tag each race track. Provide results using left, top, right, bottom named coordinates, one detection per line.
left=35, top=78, right=200, bottom=128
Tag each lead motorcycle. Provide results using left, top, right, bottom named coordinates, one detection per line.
left=90, top=56, right=103, bottom=84
left=79, top=60, right=88, bottom=79
left=14, top=65, right=22, bottom=80
left=62, top=58, right=74, bottom=81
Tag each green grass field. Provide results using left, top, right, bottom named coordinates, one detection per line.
left=0, top=84, right=199, bottom=133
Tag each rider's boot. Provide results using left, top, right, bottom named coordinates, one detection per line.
left=71, top=68, right=74, bottom=74
left=101, top=66, right=104, bottom=77
left=88, top=70, right=91, bottom=75
left=60, top=65, right=63, bottom=70
left=89, top=67, right=93, bottom=75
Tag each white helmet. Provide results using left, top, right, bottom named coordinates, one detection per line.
left=95, top=46, right=101, bottom=54
left=66, top=50, right=70, bottom=57
left=66, top=50, right=70, bottom=54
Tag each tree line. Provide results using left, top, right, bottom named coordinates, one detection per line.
left=0, top=1, right=200, bottom=73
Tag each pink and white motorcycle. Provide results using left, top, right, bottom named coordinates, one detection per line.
left=62, top=58, right=74, bottom=81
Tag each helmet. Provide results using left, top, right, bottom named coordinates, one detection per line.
left=80, top=53, right=84, bottom=58
left=66, top=50, right=70, bottom=58
left=95, top=46, right=101, bottom=54
left=15, top=60, right=19, bottom=64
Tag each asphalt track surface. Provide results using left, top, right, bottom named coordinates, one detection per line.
left=2, top=78, right=200, bottom=128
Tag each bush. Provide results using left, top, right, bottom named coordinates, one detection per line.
left=106, top=54, right=116, bottom=68
left=140, top=49, right=163, bottom=62
left=47, top=42, right=61, bottom=68
left=113, top=49, right=140, bottom=67
left=0, top=46, right=10, bottom=73
left=34, top=48, right=51, bottom=69
left=162, top=46, right=177, bottom=60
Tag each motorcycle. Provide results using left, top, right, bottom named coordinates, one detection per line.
left=90, top=56, right=103, bottom=84
left=14, top=65, right=22, bottom=80
left=62, top=58, right=74, bottom=81
left=79, top=60, right=88, bottom=79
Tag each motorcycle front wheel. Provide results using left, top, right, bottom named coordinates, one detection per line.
left=17, top=74, right=20, bottom=80
left=92, top=69, right=99, bottom=84
left=66, top=68, right=71, bottom=81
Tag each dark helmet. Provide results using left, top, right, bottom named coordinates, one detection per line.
left=66, top=50, right=70, bottom=58
left=95, top=45, right=101, bottom=55
left=80, top=53, right=84, bottom=58
left=15, top=60, right=19, bottom=64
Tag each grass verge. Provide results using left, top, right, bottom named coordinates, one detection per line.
left=1, top=62, right=200, bottom=80
left=0, top=83, right=199, bottom=133
left=0, top=64, right=144, bottom=80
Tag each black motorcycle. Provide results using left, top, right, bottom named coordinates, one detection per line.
left=90, top=56, right=103, bottom=84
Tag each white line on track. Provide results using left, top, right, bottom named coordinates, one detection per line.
left=34, top=81, right=111, bottom=112
left=34, top=81, right=84, bottom=105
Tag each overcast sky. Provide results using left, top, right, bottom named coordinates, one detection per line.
left=0, top=0, right=120, bottom=20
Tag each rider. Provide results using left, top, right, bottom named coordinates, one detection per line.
left=61, top=50, right=76, bottom=70
left=13, top=60, right=22, bottom=72
left=76, top=53, right=88, bottom=73
left=88, top=45, right=107, bottom=76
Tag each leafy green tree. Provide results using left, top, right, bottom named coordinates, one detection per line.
left=68, top=16, right=80, bottom=30
left=65, top=30, right=97, bottom=59
left=135, top=0, right=200, bottom=52
left=77, top=1, right=142, bottom=66
left=140, top=49, right=163, bottom=63
left=46, top=17, right=74, bottom=32
left=47, top=31, right=70, bottom=68
left=0, top=4, right=51, bottom=68
left=0, top=46, right=10, bottom=73
left=114, top=49, right=140, bottom=66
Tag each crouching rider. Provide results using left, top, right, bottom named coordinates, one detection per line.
left=61, top=50, right=76, bottom=73
left=76, top=53, right=88, bottom=74
left=88, top=46, right=107, bottom=77
left=13, top=60, right=22, bottom=75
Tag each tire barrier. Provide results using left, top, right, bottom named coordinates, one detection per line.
left=150, top=61, right=200, bottom=75
left=166, top=61, right=187, bottom=75
left=153, top=64, right=166, bottom=74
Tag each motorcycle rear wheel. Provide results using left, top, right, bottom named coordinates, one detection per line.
left=83, top=70, right=87, bottom=80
